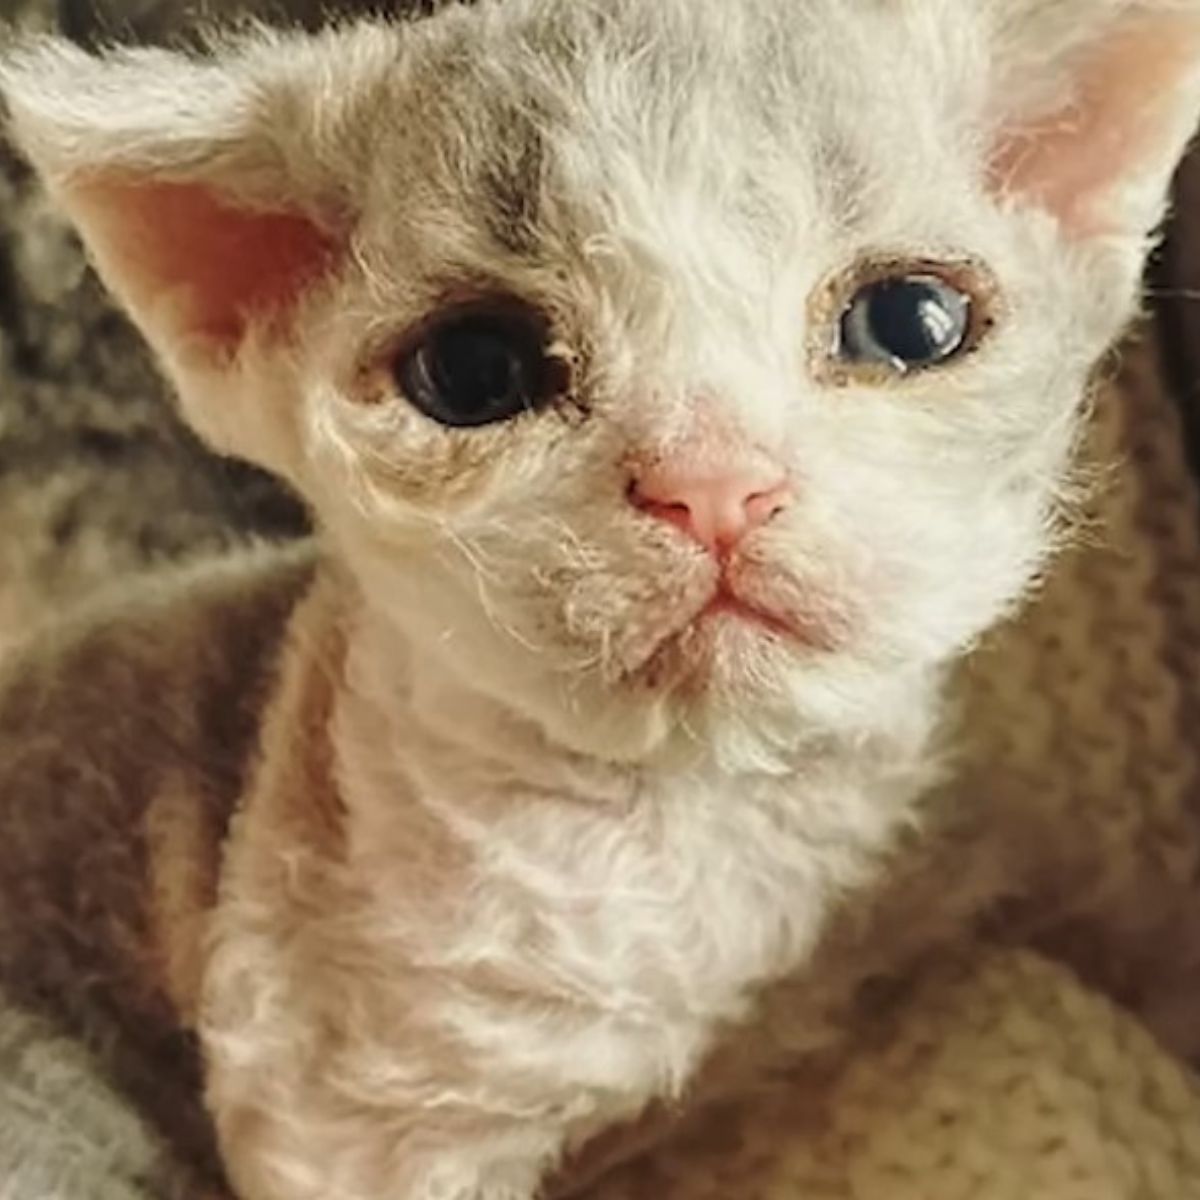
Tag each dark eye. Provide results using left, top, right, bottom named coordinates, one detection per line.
left=395, top=309, right=553, bottom=428
left=838, top=275, right=971, bottom=373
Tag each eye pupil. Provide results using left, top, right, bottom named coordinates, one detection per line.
left=839, top=275, right=971, bottom=372
left=434, top=321, right=522, bottom=411
left=397, top=311, right=550, bottom=427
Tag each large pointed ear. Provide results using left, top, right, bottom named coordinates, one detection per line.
left=0, top=32, right=361, bottom=459
left=988, top=0, right=1200, bottom=242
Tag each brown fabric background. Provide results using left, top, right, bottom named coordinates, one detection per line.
left=1156, top=140, right=1200, bottom=484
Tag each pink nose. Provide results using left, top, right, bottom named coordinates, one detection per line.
left=629, top=455, right=791, bottom=553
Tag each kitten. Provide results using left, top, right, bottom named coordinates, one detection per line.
left=1, top=1, right=1199, bottom=1197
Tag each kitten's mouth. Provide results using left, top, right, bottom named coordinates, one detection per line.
left=666, top=572, right=842, bottom=656
left=613, top=559, right=855, bottom=690
left=699, top=585, right=797, bottom=640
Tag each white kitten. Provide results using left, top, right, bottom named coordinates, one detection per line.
left=1, top=2, right=1198, bottom=1198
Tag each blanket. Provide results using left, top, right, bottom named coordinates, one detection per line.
left=591, top=949, right=1200, bottom=1200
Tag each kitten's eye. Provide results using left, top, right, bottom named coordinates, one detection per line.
left=837, top=275, right=971, bottom=373
left=395, top=309, right=552, bottom=428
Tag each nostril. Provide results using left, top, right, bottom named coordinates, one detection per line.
left=632, top=495, right=696, bottom=536
left=627, top=476, right=659, bottom=509
left=744, top=483, right=791, bottom=526
left=654, top=501, right=692, bottom=520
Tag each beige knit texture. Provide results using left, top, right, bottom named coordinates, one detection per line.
left=589, top=950, right=1200, bottom=1200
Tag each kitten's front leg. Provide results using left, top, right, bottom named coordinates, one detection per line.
left=210, top=1082, right=563, bottom=1200
left=217, top=1104, right=561, bottom=1200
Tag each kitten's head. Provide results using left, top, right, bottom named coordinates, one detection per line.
left=4, top=0, right=1199, bottom=768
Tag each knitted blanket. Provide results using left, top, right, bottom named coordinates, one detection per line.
left=591, top=950, right=1200, bottom=1200
left=4, top=1, right=1200, bottom=1195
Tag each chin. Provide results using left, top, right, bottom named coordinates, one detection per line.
left=410, top=563, right=938, bottom=769
left=518, top=615, right=910, bottom=771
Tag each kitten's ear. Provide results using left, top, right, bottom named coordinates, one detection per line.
left=988, top=1, right=1200, bottom=240
left=0, top=34, right=361, bottom=459
left=0, top=36, right=349, bottom=359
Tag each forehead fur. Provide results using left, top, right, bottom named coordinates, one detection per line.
left=243, top=0, right=1036, bottom=423
left=330, top=1, right=1001, bottom=258
left=205, top=0, right=1152, bottom=381
left=5, top=1, right=1186, bottom=343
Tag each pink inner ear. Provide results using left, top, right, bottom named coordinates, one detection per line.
left=66, top=177, right=338, bottom=351
left=990, top=15, right=1200, bottom=237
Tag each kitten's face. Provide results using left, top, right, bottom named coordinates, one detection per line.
left=7, top=0, right=1197, bottom=766
left=286, top=3, right=1113, bottom=764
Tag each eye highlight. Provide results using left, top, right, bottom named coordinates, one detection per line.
left=394, top=306, right=558, bottom=428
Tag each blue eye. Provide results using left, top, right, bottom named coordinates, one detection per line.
left=838, top=275, right=971, bottom=372
left=396, top=309, right=554, bottom=428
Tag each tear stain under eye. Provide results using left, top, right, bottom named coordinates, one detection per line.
left=350, top=354, right=588, bottom=444
left=333, top=351, right=596, bottom=510
left=806, top=253, right=1004, bottom=389
left=545, top=337, right=594, bottom=427
left=353, top=361, right=399, bottom=408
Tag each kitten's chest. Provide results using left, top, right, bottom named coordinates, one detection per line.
left=534, top=786, right=844, bottom=1005
left=337, top=672, right=913, bottom=1106
left=345, top=627, right=910, bottom=1016
left=379, top=765, right=886, bottom=1021
left=368, top=768, right=893, bottom=1113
